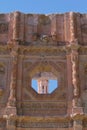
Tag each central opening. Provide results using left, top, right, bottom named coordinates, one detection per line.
left=32, top=72, right=58, bottom=94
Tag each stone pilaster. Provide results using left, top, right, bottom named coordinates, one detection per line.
left=66, top=47, right=73, bottom=115
left=7, top=46, right=18, bottom=107
left=70, top=12, right=76, bottom=42
left=5, top=45, right=19, bottom=117
left=13, top=12, right=20, bottom=41
left=70, top=41, right=83, bottom=117
left=71, top=43, right=79, bottom=98
left=7, top=13, right=20, bottom=107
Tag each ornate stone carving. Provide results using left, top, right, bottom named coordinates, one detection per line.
left=40, top=34, right=49, bottom=43
left=0, top=12, right=87, bottom=130
left=5, top=106, right=17, bottom=116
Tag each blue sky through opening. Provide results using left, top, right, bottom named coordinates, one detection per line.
left=32, top=79, right=58, bottom=93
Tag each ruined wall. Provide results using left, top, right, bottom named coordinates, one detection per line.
left=0, top=12, right=87, bottom=130
left=0, top=12, right=87, bottom=45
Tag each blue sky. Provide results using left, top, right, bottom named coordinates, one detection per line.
left=0, top=0, right=87, bottom=14
left=32, top=79, right=58, bottom=93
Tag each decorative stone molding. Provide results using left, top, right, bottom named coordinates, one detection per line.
left=13, top=12, right=20, bottom=41
left=15, top=116, right=73, bottom=128
left=16, top=121, right=73, bottom=128
left=70, top=12, right=76, bottom=41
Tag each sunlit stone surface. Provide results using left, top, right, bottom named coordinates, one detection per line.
left=0, top=12, right=87, bottom=130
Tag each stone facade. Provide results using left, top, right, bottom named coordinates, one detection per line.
left=0, top=11, right=87, bottom=130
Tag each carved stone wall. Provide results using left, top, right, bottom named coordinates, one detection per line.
left=0, top=12, right=87, bottom=130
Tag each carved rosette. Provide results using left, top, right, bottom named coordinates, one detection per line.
left=7, top=46, right=18, bottom=107
left=71, top=43, right=80, bottom=107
